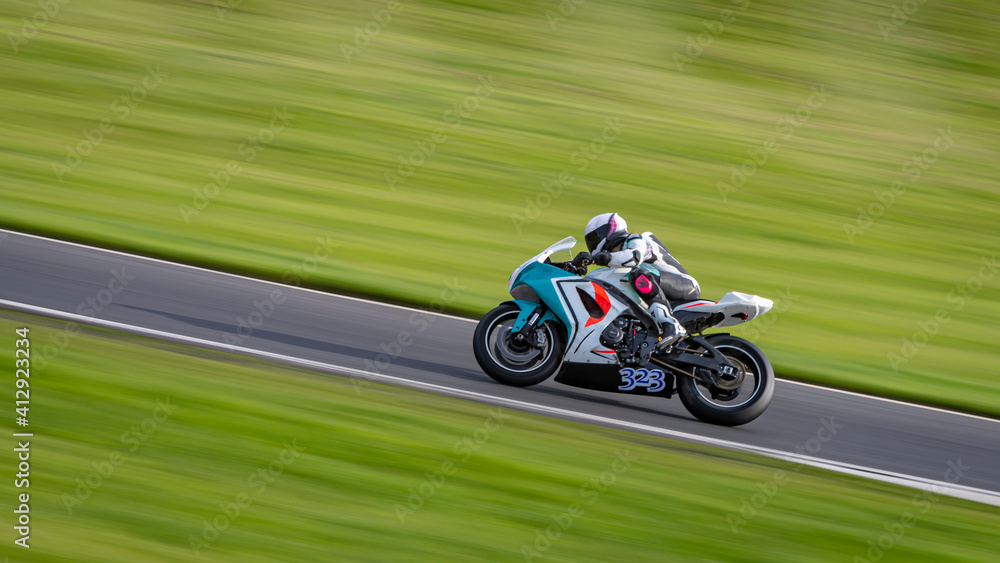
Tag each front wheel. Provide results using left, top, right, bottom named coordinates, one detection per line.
left=473, top=303, right=565, bottom=387
left=677, top=335, right=774, bottom=426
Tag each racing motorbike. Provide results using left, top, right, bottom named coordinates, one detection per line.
left=472, top=237, right=775, bottom=426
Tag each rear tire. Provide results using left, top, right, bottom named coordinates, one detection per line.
left=473, top=303, right=564, bottom=387
left=677, top=335, right=774, bottom=426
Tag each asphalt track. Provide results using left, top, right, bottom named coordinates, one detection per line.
left=2, top=228, right=999, bottom=507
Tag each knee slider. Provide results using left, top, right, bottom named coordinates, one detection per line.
left=628, top=265, right=662, bottom=304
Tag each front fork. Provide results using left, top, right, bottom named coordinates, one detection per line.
left=508, top=300, right=560, bottom=348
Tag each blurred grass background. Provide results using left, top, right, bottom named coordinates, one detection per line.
left=2, top=311, right=999, bottom=562
left=1, top=0, right=999, bottom=414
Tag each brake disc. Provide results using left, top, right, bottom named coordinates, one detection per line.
left=496, top=323, right=542, bottom=364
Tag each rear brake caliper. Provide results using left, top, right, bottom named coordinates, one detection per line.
left=715, top=363, right=744, bottom=390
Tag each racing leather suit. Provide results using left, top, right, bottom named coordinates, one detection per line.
left=600, top=231, right=699, bottom=342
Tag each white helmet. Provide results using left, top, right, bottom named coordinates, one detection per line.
left=584, top=213, right=628, bottom=253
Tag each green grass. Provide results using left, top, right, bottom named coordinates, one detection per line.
left=1, top=0, right=999, bottom=416
left=2, top=310, right=999, bottom=562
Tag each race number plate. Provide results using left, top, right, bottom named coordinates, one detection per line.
left=618, top=368, right=667, bottom=393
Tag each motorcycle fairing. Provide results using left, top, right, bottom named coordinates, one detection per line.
left=549, top=277, right=634, bottom=364
left=508, top=274, right=633, bottom=364
left=508, top=260, right=580, bottom=340
left=508, top=300, right=561, bottom=334
left=673, top=292, right=774, bottom=327
left=555, top=363, right=675, bottom=397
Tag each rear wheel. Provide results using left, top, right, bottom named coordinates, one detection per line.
left=473, top=303, right=564, bottom=387
left=677, top=335, right=774, bottom=426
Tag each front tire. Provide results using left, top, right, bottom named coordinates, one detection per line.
left=473, top=303, right=565, bottom=387
left=677, top=335, right=774, bottom=426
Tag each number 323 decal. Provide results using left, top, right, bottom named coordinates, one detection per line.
left=618, top=368, right=667, bottom=393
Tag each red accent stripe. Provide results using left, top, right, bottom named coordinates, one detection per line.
left=593, top=283, right=610, bottom=311
left=680, top=300, right=716, bottom=309
left=593, top=350, right=617, bottom=354
left=584, top=282, right=612, bottom=327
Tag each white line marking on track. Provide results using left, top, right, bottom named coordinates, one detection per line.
left=1, top=227, right=997, bottom=425
left=2, top=298, right=999, bottom=507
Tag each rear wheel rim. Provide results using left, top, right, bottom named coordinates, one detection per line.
left=692, top=344, right=763, bottom=409
left=484, top=312, right=555, bottom=373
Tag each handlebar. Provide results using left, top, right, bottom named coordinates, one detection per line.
left=547, top=252, right=593, bottom=277
left=565, top=251, right=592, bottom=276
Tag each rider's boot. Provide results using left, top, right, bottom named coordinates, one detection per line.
left=650, top=302, right=686, bottom=350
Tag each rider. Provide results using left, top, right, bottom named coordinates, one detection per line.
left=583, top=213, right=699, bottom=349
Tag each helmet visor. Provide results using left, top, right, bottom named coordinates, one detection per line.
left=585, top=224, right=611, bottom=252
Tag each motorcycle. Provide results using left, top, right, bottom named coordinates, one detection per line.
left=472, top=237, right=775, bottom=426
